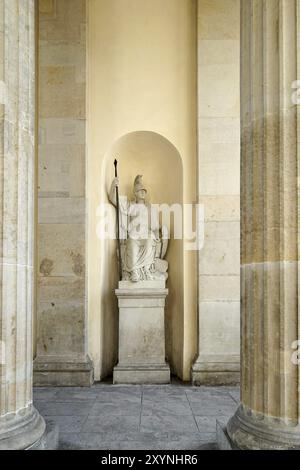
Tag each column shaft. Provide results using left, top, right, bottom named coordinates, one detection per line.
left=0, top=0, right=45, bottom=450
left=227, top=0, right=300, bottom=449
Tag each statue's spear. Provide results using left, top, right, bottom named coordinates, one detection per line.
left=114, top=159, right=122, bottom=281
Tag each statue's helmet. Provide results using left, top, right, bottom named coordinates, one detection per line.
left=134, top=175, right=147, bottom=194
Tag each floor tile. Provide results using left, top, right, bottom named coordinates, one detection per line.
left=35, top=400, right=95, bottom=417
left=32, top=384, right=240, bottom=450
left=142, top=396, right=192, bottom=416
left=59, top=433, right=121, bottom=450
left=44, top=415, right=87, bottom=433
left=82, top=414, right=140, bottom=434
left=194, top=415, right=228, bottom=434
left=90, top=401, right=141, bottom=417
left=55, top=388, right=99, bottom=401
left=140, top=411, right=199, bottom=434
left=188, top=399, right=237, bottom=417
left=228, top=389, right=240, bottom=404
left=33, top=388, right=59, bottom=401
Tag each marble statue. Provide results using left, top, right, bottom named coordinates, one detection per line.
left=109, top=175, right=169, bottom=282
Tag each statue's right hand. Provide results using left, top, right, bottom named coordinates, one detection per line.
left=113, top=177, right=119, bottom=187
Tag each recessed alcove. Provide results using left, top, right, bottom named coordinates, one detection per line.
left=102, top=131, right=184, bottom=376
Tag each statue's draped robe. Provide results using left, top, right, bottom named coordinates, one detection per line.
left=119, top=197, right=159, bottom=274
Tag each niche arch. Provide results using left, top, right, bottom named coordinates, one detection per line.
left=101, top=131, right=184, bottom=377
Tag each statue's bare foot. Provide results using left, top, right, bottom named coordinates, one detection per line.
left=145, top=269, right=153, bottom=281
left=131, top=270, right=139, bottom=282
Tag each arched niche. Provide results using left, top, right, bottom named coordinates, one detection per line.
left=102, top=131, right=184, bottom=376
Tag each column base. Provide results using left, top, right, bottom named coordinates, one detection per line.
left=192, top=360, right=240, bottom=386
left=33, top=355, right=94, bottom=387
left=28, top=419, right=59, bottom=450
left=0, top=406, right=46, bottom=450
left=113, top=364, right=171, bottom=384
left=226, top=405, right=300, bottom=450
left=216, top=421, right=238, bottom=450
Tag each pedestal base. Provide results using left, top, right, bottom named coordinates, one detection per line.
left=114, top=281, right=170, bottom=385
left=33, top=355, right=93, bottom=387
left=0, top=406, right=46, bottom=450
left=114, top=364, right=170, bottom=384
left=226, top=405, right=300, bottom=450
left=192, top=359, right=240, bottom=386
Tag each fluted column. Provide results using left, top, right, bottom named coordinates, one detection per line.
left=227, top=0, right=300, bottom=449
left=0, top=0, right=45, bottom=449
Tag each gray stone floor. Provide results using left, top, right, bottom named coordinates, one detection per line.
left=33, top=382, right=240, bottom=450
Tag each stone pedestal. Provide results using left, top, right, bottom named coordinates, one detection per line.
left=33, top=355, right=93, bottom=387
left=192, top=359, right=240, bottom=386
left=113, top=281, right=170, bottom=384
left=224, top=0, right=300, bottom=450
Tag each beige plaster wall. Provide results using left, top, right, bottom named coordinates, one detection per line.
left=87, top=0, right=198, bottom=381
left=36, top=0, right=88, bottom=361
left=35, top=0, right=240, bottom=384
left=196, top=0, right=240, bottom=377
